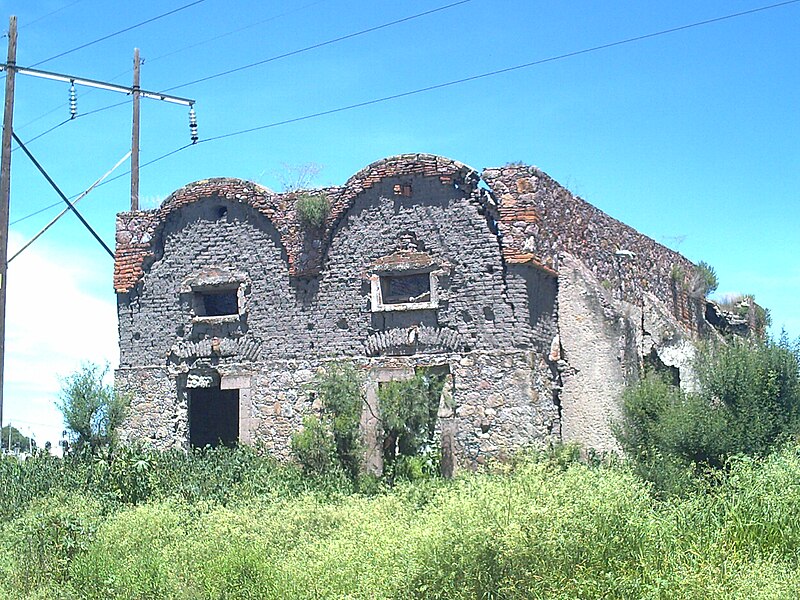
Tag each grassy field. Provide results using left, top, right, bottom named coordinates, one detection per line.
left=2, top=445, right=800, bottom=599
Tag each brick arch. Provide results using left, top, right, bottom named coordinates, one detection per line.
left=309, top=154, right=489, bottom=274
left=114, top=178, right=288, bottom=293
left=114, top=155, right=490, bottom=292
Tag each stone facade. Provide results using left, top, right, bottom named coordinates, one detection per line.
left=115, top=153, right=711, bottom=468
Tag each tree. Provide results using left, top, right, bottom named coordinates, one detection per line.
left=1, top=424, right=36, bottom=453
left=292, top=363, right=364, bottom=479
left=56, top=364, right=128, bottom=454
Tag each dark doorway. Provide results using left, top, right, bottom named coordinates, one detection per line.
left=189, top=386, right=239, bottom=448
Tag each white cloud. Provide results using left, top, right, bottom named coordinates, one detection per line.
left=3, top=231, right=117, bottom=447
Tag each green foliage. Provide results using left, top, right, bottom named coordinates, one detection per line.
left=57, top=363, right=128, bottom=454
left=718, top=293, right=773, bottom=335
left=617, top=335, right=800, bottom=495
left=291, top=416, right=336, bottom=476
left=0, top=424, right=36, bottom=453
left=689, top=260, right=719, bottom=297
left=293, top=363, right=364, bottom=479
left=669, top=263, right=685, bottom=283
left=295, top=193, right=330, bottom=228
left=378, top=370, right=445, bottom=478
left=2, top=492, right=104, bottom=592
left=695, top=335, right=800, bottom=456
left=9, top=450, right=800, bottom=597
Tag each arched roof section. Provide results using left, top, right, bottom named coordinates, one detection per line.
left=114, top=177, right=286, bottom=293
left=302, top=153, right=486, bottom=275
left=114, top=155, right=488, bottom=293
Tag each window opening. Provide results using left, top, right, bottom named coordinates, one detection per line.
left=380, top=272, right=431, bottom=304
left=196, top=288, right=238, bottom=317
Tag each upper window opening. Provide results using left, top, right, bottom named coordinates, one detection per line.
left=381, top=273, right=431, bottom=304
left=368, top=249, right=447, bottom=313
left=196, top=288, right=238, bottom=317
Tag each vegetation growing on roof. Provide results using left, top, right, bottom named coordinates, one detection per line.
left=689, top=260, right=718, bottom=297
left=295, top=193, right=330, bottom=229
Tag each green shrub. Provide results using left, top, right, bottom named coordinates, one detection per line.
left=617, top=335, right=800, bottom=495
left=3, top=492, right=103, bottom=592
left=378, top=370, right=445, bottom=478
left=689, top=260, right=718, bottom=297
left=291, top=416, right=336, bottom=476
left=9, top=452, right=800, bottom=597
left=292, top=363, right=364, bottom=480
left=295, top=193, right=329, bottom=228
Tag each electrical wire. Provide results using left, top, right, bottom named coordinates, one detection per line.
left=10, top=118, right=71, bottom=151
left=10, top=0, right=799, bottom=226
left=10, top=142, right=195, bottom=226
left=11, top=101, right=130, bottom=154
left=199, top=0, right=800, bottom=143
left=145, top=0, right=331, bottom=66
left=29, top=0, right=208, bottom=68
left=20, top=1, right=86, bottom=29
left=160, top=0, right=474, bottom=92
left=10, top=1, right=327, bottom=136
left=11, top=0, right=469, bottom=145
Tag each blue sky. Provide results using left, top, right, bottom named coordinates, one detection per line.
left=1, top=0, right=798, bottom=447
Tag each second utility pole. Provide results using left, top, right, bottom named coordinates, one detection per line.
left=131, top=47, right=140, bottom=211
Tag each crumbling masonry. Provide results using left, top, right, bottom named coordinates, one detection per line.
left=114, top=153, right=715, bottom=470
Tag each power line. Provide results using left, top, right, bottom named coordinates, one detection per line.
left=20, top=1, right=86, bottom=29
left=160, top=0, right=474, bottom=92
left=29, top=0, right=208, bottom=68
left=11, top=118, right=71, bottom=150
left=10, top=142, right=194, bottom=226
left=10, top=1, right=326, bottom=138
left=199, top=0, right=800, bottom=143
left=10, top=0, right=799, bottom=226
left=11, top=0, right=468, bottom=148
left=146, top=0, right=331, bottom=66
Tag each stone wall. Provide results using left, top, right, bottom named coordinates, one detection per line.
left=116, top=351, right=556, bottom=468
left=482, top=165, right=706, bottom=333
left=116, top=154, right=564, bottom=468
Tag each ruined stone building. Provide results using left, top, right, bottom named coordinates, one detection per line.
left=114, top=153, right=715, bottom=470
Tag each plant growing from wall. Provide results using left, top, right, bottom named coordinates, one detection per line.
left=292, top=363, right=364, bottom=479
left=295, top=193, right=330, bottom=229
left=688, top=260, right=718, bottom=298
left=669, top=264, right=685, bottom=285
left=378, top=369, right=446, bottom=480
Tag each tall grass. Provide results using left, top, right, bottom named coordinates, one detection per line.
left=4, top=445, right=800, bottom=598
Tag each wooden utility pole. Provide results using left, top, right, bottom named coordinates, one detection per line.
left=0, top=25, right=195, bottom=433
left=0, top=16, right=17, bottom=432
left=130, top=47, right=140, bottom=211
